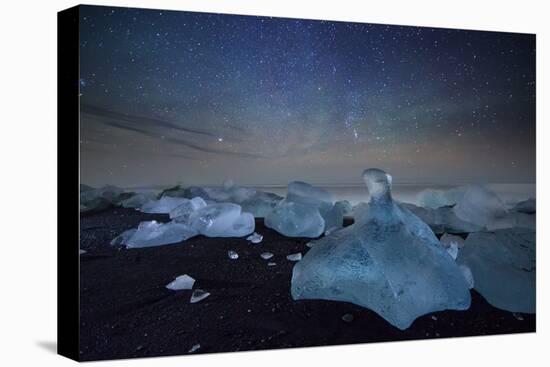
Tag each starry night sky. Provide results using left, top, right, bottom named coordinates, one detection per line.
left=79, top=5, right=535, bottom=187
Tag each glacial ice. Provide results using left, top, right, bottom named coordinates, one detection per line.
left=265, top=181, right=342, bottom=237
left=265, top=200, right=325, bottom=237
left=286, top=253, right=302, bottom=261
left=190, top=289, right=210, bottom=303
left=457, top=228, right=535, bottom=313
left=188, top=203, right=255, bottom=237
left=402, top=203, right=483, bottom=234
left=247, top=232, right=263, bottom=244
left=260, top=252, right=274, bottom=260
left=121, top=192, right=157, bottom=209
left=417, top=187, right=464, bottom=209
left=140, top=196, right=191, bottom=214
left=124, top=221, right=198, bottom=248
left=453, top=185, right=508, bottom=229
left=169, top=197, right=207, bottom=222
left=291, top=168, right=471, bottom=330
left=166, top=274, right=196, bottom=290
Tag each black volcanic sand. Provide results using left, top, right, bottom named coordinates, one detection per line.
left=79, top=207, right=535, bottom=361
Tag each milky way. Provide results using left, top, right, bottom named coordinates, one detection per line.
left=79, top=5, right=535, bottom=187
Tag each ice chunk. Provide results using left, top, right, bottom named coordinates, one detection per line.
left=188, top=203, right=255, bottom=237
left=457, top=228, right=535, bottom=313
left=80, top=185, right=126, bottom=213
left=287, top=253, right=302, bottom=261
left=166, top=274, right=195, bottom=290
left=110, top=228, right=137, bottom=246
left=459, top=265, right=474, bottom=289
left=453, top=185, right=508, bottom=229
left=169, top=197, right=207, bottom=222
left=335, top=200, right=353, bottom=216
left=440, top=233, right=465, bottom=249
left=267, top=262, right=277, bottom=266
left=141, top=196, right=191, bottom=214
left=287, top=181, right=333, bottom=203
left=512, top=198, right=536, bottom=214
left=190, top=289, right=210, bottom=303
left=265, top=200, right=325, bottom=238
left=188, top=344, right=200, bottom=353
left=227, top=250, right=239, bottom=259
left=417, top=187, right=464, bottom=209
left=247, top=232, right=263, bottom=244
left=291, top=168, right=471, bottom=330
left=79, top=249, right=86, bottom=255
left=121, top=192, right=157, bottom=209
left=342, top=313, right=354, bottom=323
left=260, top=252, right=274, bottom=260
left=125, top=221, right=197, bottom=248
left=446, top=242, right=459, bottom=260
left=403, top=203, right=483, bottom=234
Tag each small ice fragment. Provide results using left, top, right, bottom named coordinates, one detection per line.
left=188, top=344, right=200, bottom=353
left=79, top=249, right=86, bottom=255
left=431, top=315, right=438, bottom=321
left=110, top=228, right=137, bottom=246
left=166, top=274, right=195, bottom=290
left=247, top=232, right=263, bottom=244
left=440, top=233, right=465, bottom=249
left=260, top=252, right=274, bottom=260
left=190, top=289, right=210, bottom=303
left=228, top=250, right=239, bottom=259
left=513, top=313, right=524, bottom=321
left=267, top=262, right=277, bottom=266
left=306, top=242, right=314, bottom=248
left=446, top=242, right=459, bottom=260
left=342, top=313, right=354, bottom=322
left=287, top=253, right=302, bottom=261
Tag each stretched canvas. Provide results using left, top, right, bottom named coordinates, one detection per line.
left=58, top=4, right=536, bottom=361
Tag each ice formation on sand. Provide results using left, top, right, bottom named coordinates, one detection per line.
left=124, top=221, right=197, bottom=248
left=453, top=185, right=508, bottom=230
left=166, top=274, right=196, bottom=290
left=402, top=204, right=483, bottom=234
left=416, top=188, right=464, bottom=209
left=247, top=232, right=263, bottom=244
left=169, top=197, right=207, bottom=222
left=190, top=289, right=210, bottom=303
left=457, top=228, right=535, bottom=313
left=140, top=196, right=190, bottom=214
left=121, top=192, right=157, bottom=209
left=188, top=203, right=255, bottom=237
left=265, top=181, right=342, bottom=237
left=291, top=168, right=471, bottom=330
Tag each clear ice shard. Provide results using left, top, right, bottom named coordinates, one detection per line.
left=169, top=197, right=207, bottom=222
left=247, top=232, right=263, bottom=244
left=260, top=252, right=274, bottom=260
left=227, top=250, right=239, bottom=259
left=166, top=274, right=196, bottom=290
left=190, top=289, right=211, bottom=303
left=265, top=181, right=342, bottom=237
left=457, top=228, right=535, bottom=313
left=140, top=196, right=191, bottom=214
left=291, top=168, right=471, bottom=330
left=188, top=344, right=200, bottom=353
left=110, top=228, right=137, bottom=246
left=124, top=221, right=197, bottom=248
left=188, top=203, right=255, bottom=237
left=286, top=253, right=302, bottom=261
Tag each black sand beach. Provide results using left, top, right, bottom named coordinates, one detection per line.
left=79, top=207, right=535, bottom=361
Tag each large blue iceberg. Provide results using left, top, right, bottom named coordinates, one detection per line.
left=291, top=168, right=471, bottom=330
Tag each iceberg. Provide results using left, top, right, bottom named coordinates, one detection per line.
left=291, top=168, right=471, bottom=330
left=169, top=197, right=207, bottom=222
left=141, top=196, right=191, bottom=214
left=457, top=228, right=535, bottom=313
left=265, top=181, right=342, bottom=237
left=166, top=274, right=196, bottom=290
left=125, top=220, right=198, bottom=248
left=188, top=203, right=255, bottom=237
